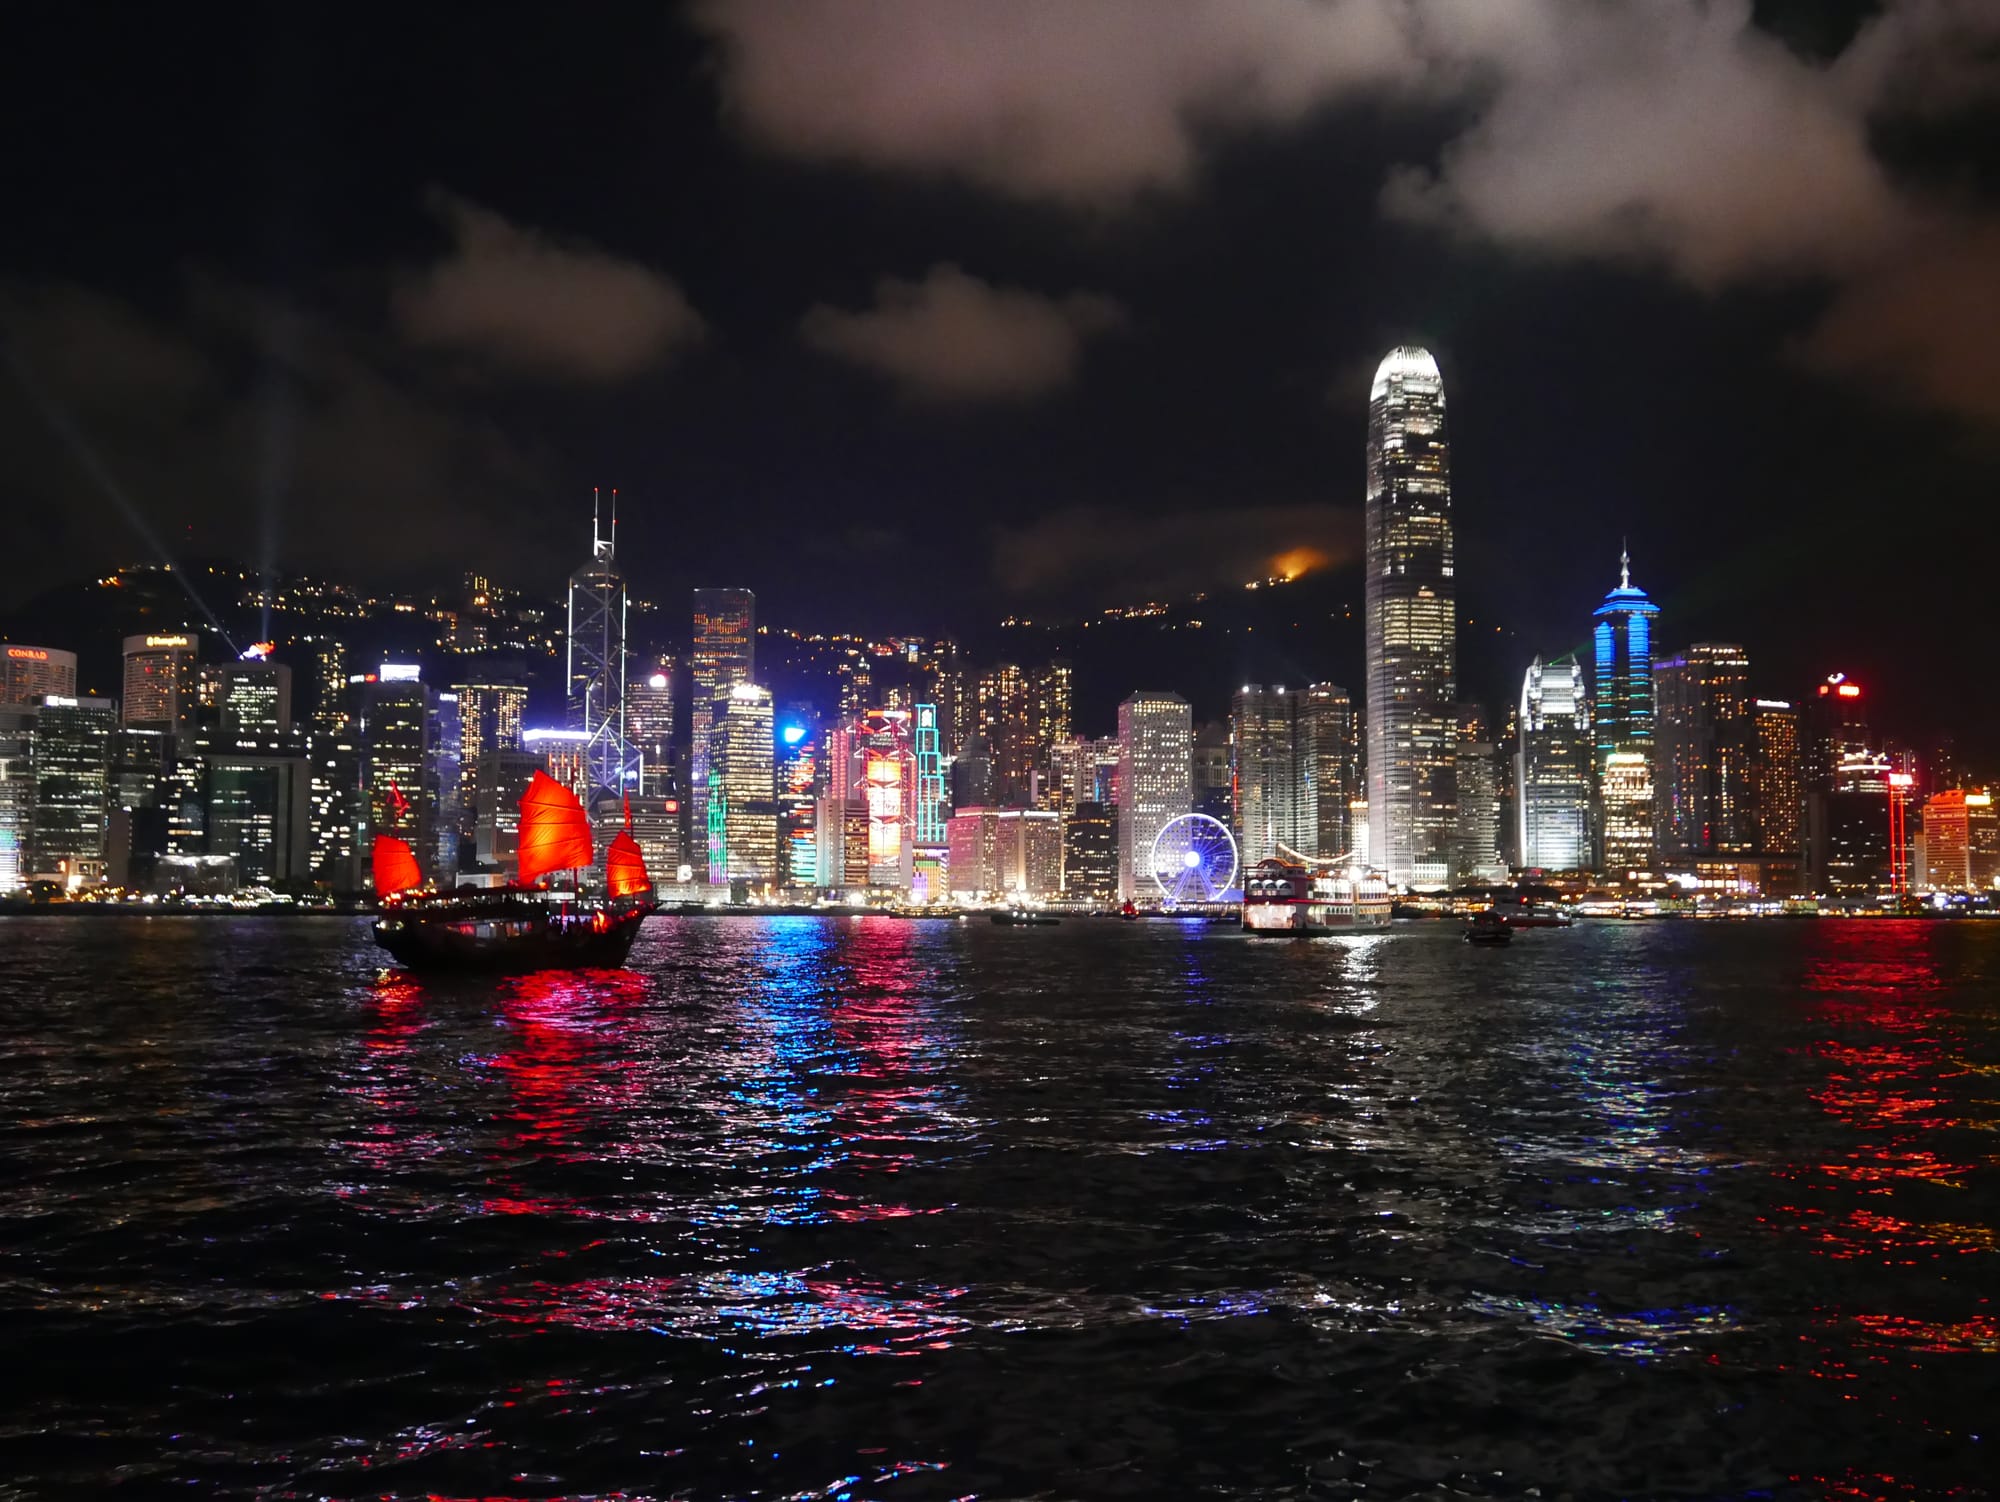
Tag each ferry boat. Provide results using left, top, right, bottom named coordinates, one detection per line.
left=1242, top=858, right=1393, bottom=935
left=371, top=771, right=656, bottom=972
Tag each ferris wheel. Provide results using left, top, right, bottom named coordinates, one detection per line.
left=1150, top=813, right=1239, bottom=906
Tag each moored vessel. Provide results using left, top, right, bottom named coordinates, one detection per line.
left=371, top=771, right=656, bottom=972
left=1488, top=891, right=1576, bottom=928
left=1242, top=858, right=1392, bottom=935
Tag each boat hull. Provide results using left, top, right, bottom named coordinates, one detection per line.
left=373, top=901, right=651, bottom=972
left=1243, top=904, right=1392, bottom=936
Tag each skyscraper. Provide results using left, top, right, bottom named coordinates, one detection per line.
left=566, top=496, right=634, bottom=804
left=1300, top=683, right=1360, bottom=860
left=357, top=671, right=437, bottom=884
left=1654, top=643, right=1755, bottom=858
left=625, top=661, right=675, bottom=796
left=690, top=587, right=756, bottom=850
left=217, top=661, right=293, bottom=736
left=1592, top=550, right=1661, bottom=875
left=1116, top=692, right=1191, bottom=902
left=122, top=633, right=200, bottom=734
left=1231, top=685, right=1304, bottom=866
left=2, top=645, right=76, bottom=706
left=1752, top=699, right=1803, bottom=856
left=706, top=683, right=777, bottom=886
left=28, top=695, right=116, bottom=882
left=1364, top=345, right=1455, bottom=888
left=1517, top=654, right=1592, bottom=872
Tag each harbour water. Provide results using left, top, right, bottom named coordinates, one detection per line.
left=2, top=916, right=1995, bottom=1499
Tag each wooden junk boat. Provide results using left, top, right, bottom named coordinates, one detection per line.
left=371, top=771, right=656, bottom=972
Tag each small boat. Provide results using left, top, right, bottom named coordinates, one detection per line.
left=372, top=771, right=657, bottom=972
left=1119, top=901, right=1139, bottom=920
left=990, top=908, right=1060, bottom=926
left=1464, top=911, right=1514, bottom=945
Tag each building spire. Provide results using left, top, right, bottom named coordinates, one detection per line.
left=1620, top=539, right=1630, bottom=590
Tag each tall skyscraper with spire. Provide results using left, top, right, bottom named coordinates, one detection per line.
left=1363, top=345, right=1456, bottom=889
left=1592, top=547, right=1661, bottom=874
left=566, top=490, right=635, bottom=805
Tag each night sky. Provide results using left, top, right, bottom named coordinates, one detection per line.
left=3, top=1, right=1997, bottom=749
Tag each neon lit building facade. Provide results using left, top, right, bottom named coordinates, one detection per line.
left=914, top=703, right=945, bottom=845
left=122, top=633, right=200, bottom=734
left=1364, top=346, right=1455, bottom=888
left=1518, top=654, right=1592, bottom=872
left=1920, top=790, right=1999, bottom=892
left=1591, top=550, right=1660, bottom=874
left=690, top=587, right=756, bottom=855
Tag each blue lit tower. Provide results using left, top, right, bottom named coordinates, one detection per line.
left=1364, top=346, right=1455, bottom=888
left=566, top=490, right=637, bottom=805
left=914, top=702, right=946, bottom=845
left=1591, top=547, right=1661, bottom=874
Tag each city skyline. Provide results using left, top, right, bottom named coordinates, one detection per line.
left=2, top=5, right=1997, bottom=766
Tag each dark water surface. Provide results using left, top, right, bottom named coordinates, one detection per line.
left=2, top=916, right=1997, bottom=1500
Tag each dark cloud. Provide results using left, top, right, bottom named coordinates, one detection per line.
left=700, top=0, right=2000, bottom=423
left=0, top=272, right=553, bottom=604
left=396, top=190, right=706, bottom=381
left=1798, top=217, right=2000, bottom=424
left=993, top=502, right=1359, bottom=602
left=695, top=0, right=1425, bottom=203
left=800, top=263, right=1125, bottom=401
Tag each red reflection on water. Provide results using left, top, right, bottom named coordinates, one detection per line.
left=1763, top=921, right=1997, bottom=1434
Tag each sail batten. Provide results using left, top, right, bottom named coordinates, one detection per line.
left=371, top=835, right=422, bottom=898
left=517, top=770, right=593, bottom=885
left=606, top=830, right=651, bottom=898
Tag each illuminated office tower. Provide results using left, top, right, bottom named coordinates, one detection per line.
left=0, top=707, right=34, bottom=891
left=1062, top=800, right=1118, bottom=902
left=1052, top=735, right=1122, bottom=813
left=977, top=663, right=1035, bottom=805
left=2, top=645, right=76, bottom=706
left=1231, top=685, right=1304, bottom=866
left=1654, top=643, right=1755, bottom=858
left=1804, top=673, right=1870, bottom=794
left=1752, top=699, right=1802, bottom=855
left=913, top=703, right=946, bottom=845
left=1517, top=654, right=1592, bottom=872
left=308, top=730, right=361, bottom=889
left=357, top=669, right=437, bottom=883
left=217, top=660, right=293, bottom=735
left=1453, top=736, right=1507, bottom=885
left=918, top=640, right=974, bottom=755
left=566, top=494, right=635, bottom=803
left=1919, top=790, right=1999, bottom=892
left=625, top=661, right=675, bottom=795
left=706, top=684, right=777, bottom=886
left=1031, top=660, right=1073, bottom=793
left=946, top=806, right=1062, bottom=899
left=28, top=695, right=116, bottom=881
left=822, top=709, right=915, bottom=891
left=1591, top=550, right=1661, bottom=875
left=455, top=681, right=527, bottom=764
left=310, top=639, right=349, bottom=732
left=1116, top=692, right=1192, bottom=902
left=204, top=737, right=311, bottom=887
left=1191, top=722, right=1233, bottom=825
left=1300, top=683, right=1359, bottom=859
left=690, top=588, right=756, bottom=853
left=1364, top=346, right=1455, bottom=888
left=122, top=633, right=200, bottom=733
left=777, top=718, right=820, bottom=888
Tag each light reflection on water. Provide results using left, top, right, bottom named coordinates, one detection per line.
left=0, top=914, right=1995, bottom=1498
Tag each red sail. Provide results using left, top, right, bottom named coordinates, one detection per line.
left=517, top=770, right=593, bottom=885
left=605, top=830, right=652, bottom=898
left=371, top=835, right=422, bottom=897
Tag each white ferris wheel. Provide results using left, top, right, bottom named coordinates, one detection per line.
left=1149, top=813, right=1239, bottom=906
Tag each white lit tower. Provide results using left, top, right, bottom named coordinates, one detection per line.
left=1364, top=346, right=1456, bottom=889
left=566, top=489, right=638, bottom=805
